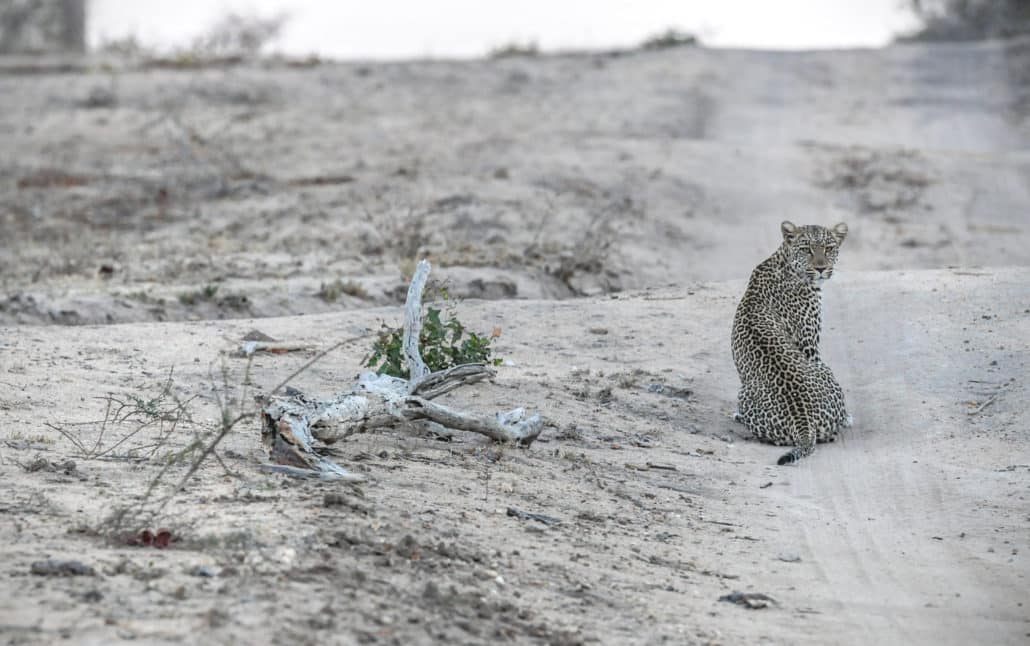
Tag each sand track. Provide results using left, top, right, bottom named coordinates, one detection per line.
left=1, top=268, right=1027, bottom=644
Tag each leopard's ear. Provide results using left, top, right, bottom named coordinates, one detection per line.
left=781, top=220, right=799, bottom=241
left=832, top=222, right=848, bottom=243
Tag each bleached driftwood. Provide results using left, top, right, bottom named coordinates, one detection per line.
left=403, top=260, right=432, bottom=385
left=260, top=260, right=543, bottom=480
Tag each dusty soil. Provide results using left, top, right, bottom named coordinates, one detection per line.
left=1, top=37, right=1029, bottom=645
left=1, top=38, right=1029, bottom=323
left=2, top=269, right=1028, bottom=645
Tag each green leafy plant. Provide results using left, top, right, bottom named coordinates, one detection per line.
left=177, top=284, right=219, bottom=305
left=365, top=295, right=502, bottom=379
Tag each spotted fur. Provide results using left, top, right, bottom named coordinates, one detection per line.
left=731, top=221, right=851, bottom=465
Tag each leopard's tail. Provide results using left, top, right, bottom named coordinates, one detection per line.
left=778, top=418, right=816, bottom=466
left=777, top=447, right=807, bottom=465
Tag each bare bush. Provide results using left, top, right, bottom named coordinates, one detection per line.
left=640, top=28, right=699, bottom=50
left=45, top=372, right=197, bottom=461
left=489, top=41, right=540, bottom=59
left=188, top=11, right=290, bottom=59
left=83, top=362, right=256, bottom=537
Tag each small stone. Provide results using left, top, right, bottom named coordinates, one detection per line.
left=323, top=492, right=347, bottom=507
left=31, top=559, right=96, bottom=577
left=422, top=581, right=440, bottom=602
left=81, top=86, right=117, bottom=109
left=479, top=568, right=499, bottom=581
left=777, top=552, right=802, bottom=563
left=396, top=534, right=419, bottom=559
left=80, top=589, right=104, bottom=602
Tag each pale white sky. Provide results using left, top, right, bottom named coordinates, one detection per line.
left=89, top=0, right=920, bottom=59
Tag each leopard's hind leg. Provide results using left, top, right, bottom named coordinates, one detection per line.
left=813, top=361, right=850, bottom=440
left=737, top=382, right=793, bottom=446
left=778, top=364, right=843, bottom=463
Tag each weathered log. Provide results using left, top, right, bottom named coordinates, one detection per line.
left=260, top=260, right=542, bottom=480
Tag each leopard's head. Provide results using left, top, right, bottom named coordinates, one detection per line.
left=780, top=221, right=848, bottom=287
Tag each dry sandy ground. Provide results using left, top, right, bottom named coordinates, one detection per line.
left=1, top=38, right=1029, bottom=322
left=1, top=268, right=1028, bottom=645
left=1, top=36, right=1029, bottom=646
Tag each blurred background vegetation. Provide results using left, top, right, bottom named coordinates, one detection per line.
left=2, top=0, right=1030, bottom=59
left=0, top=0, right=85, bottom=54
left=902, top=0, right=1030, bottom=41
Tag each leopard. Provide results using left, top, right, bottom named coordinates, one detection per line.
left=731, top=221, right=852, bottom=465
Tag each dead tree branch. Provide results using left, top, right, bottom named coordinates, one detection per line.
left=404, top=260, right=432, bottom=386
left=261, top=260, right=542, bottom=480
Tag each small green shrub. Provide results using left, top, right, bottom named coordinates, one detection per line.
left=318, top=278, right=368, bottom=302
left=489, top=41, right=539, bottom=59
left=177, top=284, right=219, bottom=305
left=365, top=297, right=501, bottom=378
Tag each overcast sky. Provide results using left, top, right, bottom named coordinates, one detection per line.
left=89, top=0, right=920, bottom=59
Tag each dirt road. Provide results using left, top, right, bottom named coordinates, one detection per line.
left=1, top=268, right=1027, bottom=644
left=716, top=269, right=1029, bottom=644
